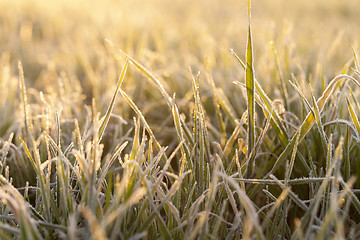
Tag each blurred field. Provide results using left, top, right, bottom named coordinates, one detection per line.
left=1, top=0, right=360, bottom=239
left=1, top=0, right=360, bottom=123
left=2, top=0, right=360, bottom=83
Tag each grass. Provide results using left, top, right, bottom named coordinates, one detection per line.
left=1, top=0, right=360, bottom=239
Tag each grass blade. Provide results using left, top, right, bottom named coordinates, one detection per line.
left=245, top=0, right=256, bottom=176
left=98, top=59, right=128, bottom=142
left=346, top=97, right=360, bottom=139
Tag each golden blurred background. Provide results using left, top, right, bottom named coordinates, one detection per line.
left=0, top=0, right=359, bottom=103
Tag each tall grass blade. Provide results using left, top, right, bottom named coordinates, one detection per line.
left=245, top=0, right=256, bottom=176
left=18, top=61, right=32, bottom=136
left=98, top=59, right=128, bottom=142
left=231, top=51, right=289, bottom=148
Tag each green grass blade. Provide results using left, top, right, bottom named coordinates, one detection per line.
left=98, top=59, right=128, bottom=142
left=172, top=103, right=191, bottom=170
left=232, top=51, right=289, bottom=147
left=309, top=85, right=328, bottom=148
left=18, top=61, right=32, bottom=137
left=352, top=46, right=360, bottom=71
left=346, top=97, right=360, bottom=139
left=245, top=4, right=256, bottom=176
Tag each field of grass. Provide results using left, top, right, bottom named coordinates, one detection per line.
left=1, top=0, right=360, bottom=239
